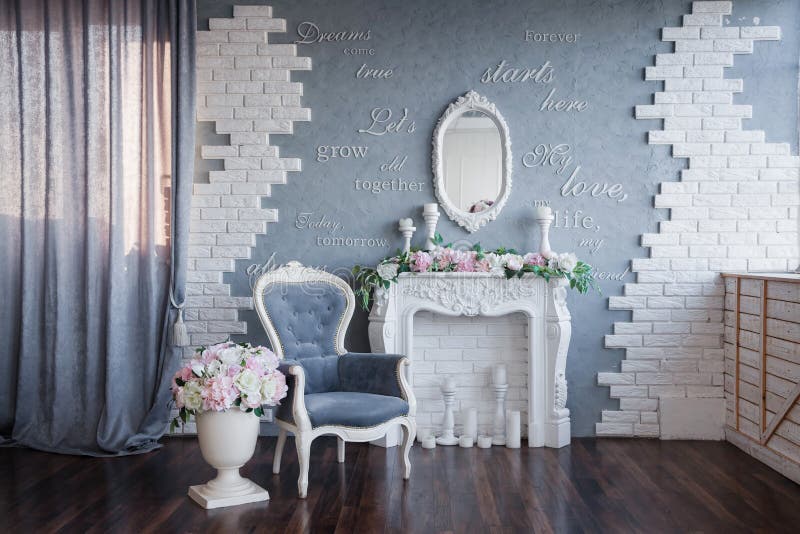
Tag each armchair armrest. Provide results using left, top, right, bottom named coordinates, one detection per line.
left=338, top=352, right=408, bottom=399
left=275, top=359, right=312, bottom=431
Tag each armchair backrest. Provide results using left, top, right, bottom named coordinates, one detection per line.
left=253, top=261, right=355, bottom=393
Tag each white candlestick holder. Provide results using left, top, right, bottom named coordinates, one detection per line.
left=535, top=212, right=555, bottom=259
left=436, top=379, right=459, bottom=446
left=423, top=204, right=440, bottom=251
left=398, top=218, right=416, bottom=255
left=492, top=383, right=508, bottom=446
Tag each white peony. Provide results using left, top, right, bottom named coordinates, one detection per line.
left=206, top=359, right=225, bottom=377
left=376, top=262, right=399, bottom=281
left=505, top=254, right=524, bottom=271
left=234, top=369, right=260, bottom=394
left=485, top=253, right=504, bottom=274
left=190, top=360, right=205, bottom=377
left=260, top=377, right=278, bottom=400
left=219, top=346, right=242, bottom=366
left=557, top=252, right=578, bottom=272
left=183, top=381, right=203, bottom=411
left=241, top=389, right=262, bottom=410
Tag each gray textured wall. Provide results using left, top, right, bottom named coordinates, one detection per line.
left=196, top=0, right=799, bottom=436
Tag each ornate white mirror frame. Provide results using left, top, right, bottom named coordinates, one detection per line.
left=432, top=90, right=513, bottom=233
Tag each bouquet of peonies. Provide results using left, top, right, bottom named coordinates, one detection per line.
left=170, top=342, right=288, bottom=431
left=352, top=233, right=597, bottom=311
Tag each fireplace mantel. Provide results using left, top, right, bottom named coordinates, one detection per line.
left=368, top=272, right=572, bottom=448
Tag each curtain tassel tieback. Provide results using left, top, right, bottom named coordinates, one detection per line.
left=172, top=308, right=190, bottom=347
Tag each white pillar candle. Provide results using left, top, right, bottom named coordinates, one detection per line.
left=533, top=205, right=552, bottom=219
left=506, top=410, right=521, bottom=449
left=477, top=435, right=493, bottom=448
left=399, top=218, right=414, bottom=231
left=463, top=407, right=478, bottom=441
left=492, top=364, right=507, bottom=386
left=421, top=435, right=437, bottom=449
left=443, top=377, right=456, bottom=391
left=458, top=435, right=474, bottom=448
left=423, top=203, right=439, bottom=214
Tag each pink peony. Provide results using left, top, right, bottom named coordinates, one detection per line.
left=202, top=375, right=237, bottom=411
left=523, top=252, right=546, bottom=267
left=474, top=258, right=491, bottom=272
left=410, top=251, right=433, bottom=272
left=455, top=250, right=477, bottom=272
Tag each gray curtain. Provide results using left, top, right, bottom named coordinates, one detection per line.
left=0, top=0, right=196, bottom=455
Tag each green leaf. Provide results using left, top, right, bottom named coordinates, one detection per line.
left=254, top=407, right=264, bottom=417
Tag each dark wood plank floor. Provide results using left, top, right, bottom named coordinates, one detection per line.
left=1, top=437, right=799, bottom=533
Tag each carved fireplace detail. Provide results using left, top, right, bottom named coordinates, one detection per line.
left=368, top=272, right=572, bottom=448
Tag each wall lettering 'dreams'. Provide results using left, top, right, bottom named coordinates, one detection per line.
left=522, top=144, right=628, bottom=202
left=294, top=21, right=375, bottom=55
left=294, top=21, right=371, bottom=44
left=358, top=108, right=416, bottom=135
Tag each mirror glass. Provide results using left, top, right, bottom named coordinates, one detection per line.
left=441, top=111, right=503, bottom=213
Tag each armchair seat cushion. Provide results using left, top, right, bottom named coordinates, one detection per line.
left=302, top=392, right=409, bottom=428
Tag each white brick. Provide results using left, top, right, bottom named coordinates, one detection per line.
left=598, top=373, right=636, bottom=386
left=662, top=27, right=701, bottom=40
left=692, top=2, right=732, bottom=14
left=208, top=18, right=246, bottom=30
left=693, top=52, right=732, bottom=65
left=683, top=13, right=722, bottom=26
left=605, top=335, right=643, bottom=348
left=675, top=40, right=714, bottom=52
left=740, top=26, right=781, bottom=40
left=700, top=27, right=738, bottom=39
left=246, top=18, right=286, bottom=31
left=232, top=6, right=272, bottom=17
left=596, top=423, right=634, bottom=437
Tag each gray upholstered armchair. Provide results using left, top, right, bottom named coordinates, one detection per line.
left=253, top=261, right=416, bottom=498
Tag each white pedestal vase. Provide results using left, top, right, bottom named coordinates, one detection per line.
left=188, top=410, right=269, bottom=509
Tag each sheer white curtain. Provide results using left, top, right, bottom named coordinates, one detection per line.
left=0, top=0, right=195, bottom=455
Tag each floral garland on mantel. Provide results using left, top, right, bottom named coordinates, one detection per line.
left=352, top=234, right=597, bottom=311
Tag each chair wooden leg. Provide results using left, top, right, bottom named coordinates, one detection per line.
left=273, top=427, right=287, bottom=474
left=337, top=437, right=345, bottom=463
left=296, top=434, right=312, bottom=498
left=400, top=420, right=416, bottom=480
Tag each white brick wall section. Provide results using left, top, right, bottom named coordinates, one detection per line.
left=597, top=1, right=799, bottom=439
left=412, top=312, right=529, bottom=439
left=173, top=6, right=310, bottom=434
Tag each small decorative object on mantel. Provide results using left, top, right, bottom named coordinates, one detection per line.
left=533, top=205, right=555, bottom=259
left=398, top=218, right=416, bottom=254
left=437, top=377, right=459, bottom=445
left=351, top=232, right=597, bottom=312
left=492, top=365, right=508, bottom=446
left=422, top=203, right=440, bottom=251
left=171, top=342, right=288, bottom=509
left=421, top=435, right=437, bottom=449
left=459, top=435, right=474, bottom=448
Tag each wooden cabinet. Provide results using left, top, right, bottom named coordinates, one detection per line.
left=723, top=273, right=800, bottom=483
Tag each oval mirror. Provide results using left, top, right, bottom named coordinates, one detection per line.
left=433, top=91, right=512, bottom=232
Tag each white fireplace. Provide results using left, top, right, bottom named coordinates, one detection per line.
left=368, top=272, right=573, bottom=448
